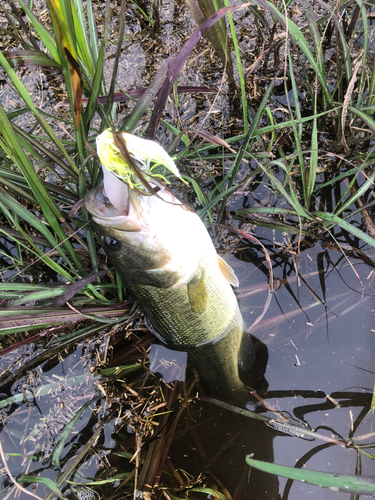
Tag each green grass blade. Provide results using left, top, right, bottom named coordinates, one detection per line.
left=348, top=106, right=375, bottom=134
left=18, top=476, right=66, bottom=499
left=300, top=0, right=324, bottom=77
left=4, top=49, right=62, bottom=70
left=254, top=107, right=336, bottom=135
left=317, top=166, right=367, bottom=190
left=202, top=397, right=344, bottom=443
left=0, top=111, right=85, bottom=275
left=10, top=288, right=68, bottom=307
left=313, top=211, right=375, bottom=249
left=123, top=54, right=173, bottom=132
left=182, top=175, right=212, bottom=222
left=253, top=0, right=332, bottom=104
left=186, top=0, right=234, bottom=89
left=199, top=177, right=248, bottom=219
left=180, top=108, right=335, bottom=158
left=83, top=44, right=105, bottom=132
left=287, top=48, right=306, bottom=202
left=0, top=51, right=78, bottom=172
left=0, top=304, right=131, bottom=335
left=100, top=363, right=143, bottom=377
left=224, top=0, right=247, bottom=130
left=102, top=1, right=125, bottom=123
left=318, top=0, right=352, bottom=83
left=0, top=375, right=96, bottom=408
left=16, top=0, right=60, bottom=62
left=46, top=0, right=84, bottom=131
left=52, top=396, right=99, bottom=468
left=189, top=488, right=228, bottom=500
left=71, top=0, right=95, bottom=77
left=246, top=457, right=375, bottom=496
left=261, top=160, right=313, bottom=220
left=45, top=426, right=104, bottom=500
left=0, top=189, right=76, bottom=279
left=333, top=167, right=375, bottom=218
left=86, top=0, right=100, bottom=64
left=216, top=78, right=277, bottom=222
left=307, top=113, right=318, bottom=208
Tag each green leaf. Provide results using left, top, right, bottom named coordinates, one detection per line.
left=313, top=211, right=375, bottom=248
left=261, top=160, right=313, bottom=220
left=348, top=106, right=375, bottom=133
left=16, top=0, right=60, bottom=62
left=4, top=50, right=62, bottom=70
left=202, top=397, right=344, bottom=444
left=190, top=487, right=228, bottom=499
left=52, top=396, right=99, bottom=468
left=18, top=475, right=66, bottom=499
left=10, top=288, right=68, bottom=307
left=83, top=44, right=105, bottom=131
left=0, top=51, right=78, bottom=172
left=246, top=457, right=375, bottom=496
left=216, top=77, right=277, bottom=223
left=71, top=0, right=95, bottom=77
left=307, top=113, right=318, bottom=207
left=252, top=0, right=332, bottom=103
left=182, top=175, right=211, bottom=221
left=100, top=363, right=143, bottom=377
left=0, top=188, right=75, bottom=280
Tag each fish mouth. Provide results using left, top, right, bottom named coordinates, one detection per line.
left=84, top=184, right=141, bottom=231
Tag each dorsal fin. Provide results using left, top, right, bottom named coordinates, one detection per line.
left=217, top=255, right=239, bottom=287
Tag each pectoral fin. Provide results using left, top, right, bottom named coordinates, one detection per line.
left=187, top=272, right=207, bottom=313
left=217, top=255, right=239, bottom=287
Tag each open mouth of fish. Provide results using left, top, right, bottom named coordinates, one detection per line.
left=84, top=184, right=144, bottom=231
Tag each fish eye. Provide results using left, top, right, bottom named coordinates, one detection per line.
left=104, top=236, right=120, bottom=251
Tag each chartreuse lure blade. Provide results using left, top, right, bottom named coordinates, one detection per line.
left=96, top=129, right=181, bottom=191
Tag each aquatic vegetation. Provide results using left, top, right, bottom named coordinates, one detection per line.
left=246, top=457, right=375, bottom=496
left=0, top=0, right=374, bottom=499
left=185, top=0, right=236, bottom=91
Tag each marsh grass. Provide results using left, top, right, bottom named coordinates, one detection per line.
left=0, top=0, right=374, bottom=498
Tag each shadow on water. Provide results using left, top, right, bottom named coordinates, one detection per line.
left=160, top=236, right=375, bottom=500
left=0, top=233, right=374, bottom=500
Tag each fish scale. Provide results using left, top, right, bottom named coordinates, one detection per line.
left=129, top=282, right=246, bottom=396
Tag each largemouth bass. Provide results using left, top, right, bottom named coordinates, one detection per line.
left=85, top=184, right=254, bottom=399
left=84, top=133, right=254, bottom=399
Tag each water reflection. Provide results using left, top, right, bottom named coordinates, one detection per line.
left=0, top=347, right=101, bottom=499
left=148, top=344, right=187, bottom=382
left=0, top=242, right=374, bottom=500
left=168, top=401, right=280, bottom=499
left=162, top=240, right=374, bottom=499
